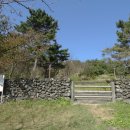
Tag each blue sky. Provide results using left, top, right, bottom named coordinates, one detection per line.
left=4, top=0, right=130, bottom=61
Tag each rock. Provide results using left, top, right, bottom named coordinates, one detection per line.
left=3, top=78, right=71, bottom=102
left=115, top=85, right=120, bottom=89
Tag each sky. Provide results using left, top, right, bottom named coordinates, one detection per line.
left=3, top=0, right=130, bottom=61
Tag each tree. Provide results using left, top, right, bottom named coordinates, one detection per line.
left=103, top=18, right=130, bottom=60
left=79, top=60, right=107, bottom=80
left=0, top=12, right=30, bottom=78
left=16, top=9, right=58, bottom=39
left=39, top=42, right=69, bottom=78
left=16, top=9, right=58, bottom=78
left=0, top=0, right=61, bottom=78
left=0, top=32, right=28, bottom=78
left=0, top=14, right=10, bottom=35
left=103, top=17, right=130, bottom=75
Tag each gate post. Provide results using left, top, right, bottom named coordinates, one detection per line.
left=111, top=82, right=116, bottom=102
left=71, top=81, right=74, bottom=101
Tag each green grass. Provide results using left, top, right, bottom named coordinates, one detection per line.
left=75, top=86, right=111, bottom=91
left=71, top=74, right=115, bottom=82
left=0, top=99, right=130, bottom=130
left=104, top=101, right=130, bottom=129
left=0, top=99, right=105, bottom=130
left=74, top=82, right=111, bottom=91
left=95, top=74, right=115, bottom=81
left=75, top=82, right=109, bottom=86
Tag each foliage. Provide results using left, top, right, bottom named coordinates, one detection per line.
left=0, top=8, right=69, bottom=79
left=15, top=9, right=59, bottom=78
left=80, top=60, right=109, bottom=80
left=60, top=60, right=85, bottom=78
left=16, top=9, right=58, bottom=40
left=62, top=59, right=130, bottom=80
left=103, top=18, right=130, bottom=61
left=0, top=14, right=10, bottom=35
left=0, top=33, right=28, bottom=78
left=0, top=13, right=31, bottom=77
left=0, top=13, right=10, bottom=59
left=16, top=9, right=58, bottom=50
left=70, top=74, right=82, bottom=81
left=103, top=17, right=130, bottom=76
left=39, top=42, right=69, bottom=78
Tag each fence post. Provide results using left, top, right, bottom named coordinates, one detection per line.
left=71, top=81, right=74, bottom=101
left=111, top=82, right=116, bottom=102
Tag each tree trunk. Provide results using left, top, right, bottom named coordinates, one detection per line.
left=9, top=62, right=16, bottom=79
left=48, top=64, right=51, bottom=79
left=113, top=67, right=116, bottom=79
left=31, top=57, right=38, bottom=78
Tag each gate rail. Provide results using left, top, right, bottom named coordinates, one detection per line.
left=71, top=81, right=115, bottom=103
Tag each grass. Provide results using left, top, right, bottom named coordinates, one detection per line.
left=71, top=74, right=115, bottom=82
left=74, top=82, right=111, bottom=91
left=0, top=99, right=101, bottom=130
left=75, top=86, right=111, bottom=91
left=0, top=99, right=130, bottom=130
left=104, top=101, right=130, bottom=129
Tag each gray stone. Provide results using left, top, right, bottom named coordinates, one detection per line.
left=3, top=78, right=71, bottom=102
left=116, top=88, right=123, bottom=93
left=115, top=85, right=120, bottom=89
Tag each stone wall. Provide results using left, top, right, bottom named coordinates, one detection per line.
left=3, top=78, right=71, bottom=102
left=4, top=78, right=130, bottom=102
left=114, top=80, right=130, bottom=99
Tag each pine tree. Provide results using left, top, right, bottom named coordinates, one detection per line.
left=16, top=9, right=58, bottom=78
left=39, top=42, right=69, bottom=78
left=103, top=18, right=130, bottom=61
left=103, top=17, right=130, bottom=75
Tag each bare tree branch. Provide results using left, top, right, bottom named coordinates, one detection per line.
left=8, top=3, right=22, bottom=16
left=41, top=0, right=54, bottom=12
left=0, top=0, right=54, bottom=12
left=13, top=0, right=30, bottom=10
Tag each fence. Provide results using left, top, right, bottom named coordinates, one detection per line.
left=71, top=81, right=115, bottom=103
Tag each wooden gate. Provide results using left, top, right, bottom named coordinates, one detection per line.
left=71, top=81, right=115, bottom=103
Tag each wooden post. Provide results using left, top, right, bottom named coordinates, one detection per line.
left=111, top=82, right=116, bottom=102
left=0, top=91, right=3, bottom=103
left=113, top=67, right=116, bottom=80
left=71, top=81, right=74, bottom=101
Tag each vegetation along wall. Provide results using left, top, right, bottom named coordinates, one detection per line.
left=3, top=79, right=71, bottom=102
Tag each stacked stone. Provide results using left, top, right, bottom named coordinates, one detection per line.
left=114, top=80, right=130, bottom=99
left=3, top=78, right=71, bottom=102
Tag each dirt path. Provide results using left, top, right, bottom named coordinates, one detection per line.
left=87, top=104, right=114, bottom=121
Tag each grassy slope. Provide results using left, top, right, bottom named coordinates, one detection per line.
left=0, top=99, right=130, bottom=130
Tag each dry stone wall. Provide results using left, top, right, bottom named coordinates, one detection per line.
left=3, top=78, right=71, bottom=102
left=114, top=80, right=130, bottom=99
